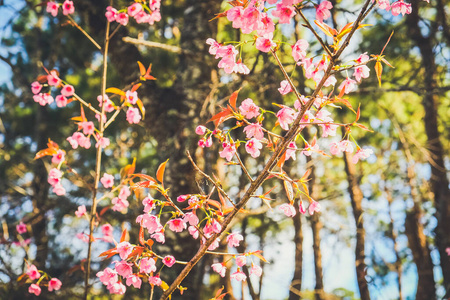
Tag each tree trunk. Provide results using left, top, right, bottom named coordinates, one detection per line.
left=343, top=152, right=371, bottom=300
left=406, top=0, right=450, bottom=293
left=288, top=201, right=303, bottom=300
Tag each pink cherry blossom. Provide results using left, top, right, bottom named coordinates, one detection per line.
left=211, top=263, right=226, bottom=277
left=255, top=36, right=276, bottom=53
left=245, top=138, right=263, bottom=158
left=28, top=284, right=41, bottom=296
left=126, top=107, right=141, bottom=124
left=53, top=183, right=66, bottom=196
left=227, top=232, right=243, bottom=248
left=219, top=143, right=236, bottom=162
left=76, top=232, right=89, bottom=243
left=168, top=218, right=187, bottom=232
left=163, top=255, right=176, bottom=267
left=378, top=0, right=391, bottom=10
left=316, top=1, right=333, bottom=22
left=105, top=6, right=118, bottom=22
left=236, top=255, right=247, bottom=267
left=250, top=264, right=263, bottom=277
left=354, top=65, right=370, bottom=82
left=55, top=95, right=68, bottom=107
left=340, top=140, right=354, bottom=153
left=125, top=90, right=138, bottom=105
left=257, top=13, right=275, bottom=36
left=75, top=205, right=86, bottom=218
left=339, top=77, right=357, bottom=94
left=233, top=59, right=250, bottom=74
left=206, top=38, right=221, bottom=55
left=230, top=270, right=247, bottom=281
left=195, top=125, right=207, bottom=135
left=26, top=264, right=41, bottom=280
left=126, top=274, right=142, bottom=288
left=16, top=222, right=27, bottom=234
left=46, top=2, right=59, bottom=17
left=62, top=1, right=75, bottom=15
left=115, top=260, right=133, bottom=277
left=188, top=226, right=199, bottom=239
left=127, top=3, right=142, bottom=17
left=276, top=107, right=296, bottom=130
left=52, top=149, right=65, bottom=164
left=116, top=241, right=133, bottom=260
left=140, top=257, right=157, bottom=274
left=100, top=173, right=114, bottom=188
left=61, top=84, right=75, bottom=97
left=352, top=148, right=374, bottom=164
left=391, top=0, right=411, bottom=16
left=272, top=4, right=296, bottom=24
left=119, top=186, right=131, bottom=199
left=95, top=136, right=110, bottom=149
left=116, top=12, right=129, bottom=26
left=97, top=268, right=118, bottom=286
left=177, top=194, right=189, bottom=202
left=136, top=214, right=162, bottom=234
left=149, top=275, right=162, bottom=286
left=48, top=278, right=62, bottom=292
left=47, top=70, right=61, bottom=86
left=279, top=203, right=296, bottom=217
left=151, top=231, right=165, bottom=243
left=292, top=39, right=309, bottom=62
left=183, top=212, right=199, bottom=226
left=243, top=123, right=264, bottom=140
left=48, top=168, right=62, bottom=186
left=299, top=201, right=307, bottom=214
left=301, top=142, right=319, bottom=157
left=239, top=98, right=260, bottom=119
left=207, top=237, right=221, bottom=250
left=142, top=195, right=156, bottom=213
left=112, top=197, right=129, bottom=212
left=31, top=81, right=42, bottom=94
left=198, top=135, right=213, bottom=148
left=308, top=201, right=321, bottom=215
left=278, top=80, right=292, bottom=95
left=210, top=219, right=222, bottom=234
left=102, top=224, right=114, bottom=242
left=107, top=281, right=126, bottom=294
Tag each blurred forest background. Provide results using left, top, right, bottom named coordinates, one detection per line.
left=0, top=0, right=449, bottom=299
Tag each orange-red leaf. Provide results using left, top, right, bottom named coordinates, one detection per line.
left=34, top=148, right=58, bottom=160
left=156, top=159, right=169, bottom=185
left=208, top=107, right=235, bottom=127
left=120, top=228, right=127, bottom=243
left=132, top=180, right=158, bottom=190
left=136, top=98, right=145, bottom=120
left=128, top=246, right=144, bottom=259
left=131, top=83, right=142, bottom=93
left=277, top=152, right=286, bottom=169
left=251, top=250, right=268, bottom=263
left=105, top=87, right=126, bottom=97
left=314, top=20, right=337, bottom=37
left=206, top=199, right=222, bottom=211
left=121, top=158, right=136, bottom=179
left=137, top=61, right=146, bottom=76
left=99, top=206, right=110, bottom=216
left=139, top=226, right=145, bottom=245
left=355, top=104, right=361, bottom=122
left=375, top=61, right=383, bottom=87
left=229, top=88, right=241, bottom=110
left=99, top=248, right=117, bottom=258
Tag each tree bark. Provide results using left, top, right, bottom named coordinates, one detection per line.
left=343, top=152, right=371, bottom=300
left=288, top=201, right=303, bottom=300
left=405, top=0, right=450, bottom=292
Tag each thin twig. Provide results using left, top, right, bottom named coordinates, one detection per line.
left=72, top=93, right=102, bottom=115
left=67, top=15, right=101, bottom=51
left=122, top=36, right=183, bottom=53
left=297, top=9, right=333, bottom=58
left=235, top=152, right=253, bottom=182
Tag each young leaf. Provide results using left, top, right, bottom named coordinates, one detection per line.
left=156, top=159, right=169, bottom=185
left=284, top=180, right=294, bottom=202
left=139, top=226, right=145, bottom=245
left=375, top=60, right=383, bottom=86
left=120, top=228, right=128, bottom=243
left=137, top=61, right=146, bottom=76
left=207, top=107, right=235, bottom=127
left=251, top=250, right=268, bottom=263
left=229, top=88, right=242, bottom=110
left=136, top=98, right=146, bottom=120
left=105, top=87, right=126, bottom=97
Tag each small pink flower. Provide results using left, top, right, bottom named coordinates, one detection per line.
left=308, top=201, right=321, bottom=215
left=48, top=168, right=62, bottom=186
left=107, top=281, right=126, bottom=294
left=55, top=95, right=68, bottom=107
left=61, top=84, right=75, bottom=97
left=97, top=268, right=118, bottom=286
left=227, top=232, right=243, bottom=248
left=140, top=257, right=157, bottom=274
left=278, top=80, right=292, bottom=95
left=279, top=203, right=296, bottom=217
left=183, top=212, right=199, bottom=226
left=272, top=4, right=296, bottom=23
left=125, top=90, right=138, bottom=105
left=95, top=136, right=110, bottom=149
left=46, top=2, right=59, bottom=17
left=136, top=214, right=162, bottom=234
left=100, top=173, right=114, bottom=188
left=116, top=12, right=129, bottom=26
left=47, top=70, right=61, bottom=86
left=230, top=270, right=247, bottom=281
left=53, top=183, right=66, bottom=196
left=195, top=125, right=207, bottom=135
left=149, top=275, right=162, bottom=286
left=177, top=194, right=190, bottom=202
left=168, top=218, right=186, bottom=232
left=255, top=36, right=276, bottom=53
left=245, top=138, right=263, bottom=158
left=446, top=247, right=450, bottom=256
left=206, top=38, right=222, bottom=55
left=127, top=3, right=143, bottom=17
left=233, top=59, right=250, bottom=74
left=316, top=0, right=332, bottom=22
left=16, top=222, right=27, bottom=234
left=76, top=232, right=89, bottom=243
left=116, top=241, right=133, bottom=260
left=210, top=219, right=222, bottom=234
left=126, top=107, right=141, bottom=124
left=115, top=260, right=133, bottom=278
left=26, top=265, right=41, bottom=280
left=391, top=0, right=411, bottom=16
left=28, top=284, right=41, bottom=296
left=79, top=121, right=95, bottom=135
left=112, top=197, right=129, bottom=212
left=207, top=237, right=221, bottom=251
left=286, top=141, right=297, bottom=161
left=299, top=201, right=306, bottom=214
left=340, top=140, right=354, bottom=153
left=189, top=226, right=199, bottom=239
left=250, top=264, right=262, bottom=277
left=102, top=224, right=114, bottom=242
left=239, top=98, right=260, bottom=119
left=243, top=123, right=264, bottom=140
left=339, top=77, right=357, bottom=94
left=105, top=6, right=118, bottom=22
left=119, top=186, right=131, bottom=199
left=126, top=274, right=142, bottom=288
left=163, top=255, right=176, bottom=267
left=48, top=278, right=62, bottom=292
left=211, top=263, right=226, bottom=277
left=292, top=39, right=309, bottom=62
left=236, top=255, right=247, bottom=267
left=352, top=148, right=374, bottom=164
left=75, top=205, right=86, bottom=218
left=142, top=195, right=156, bottom=213
left=31, top=81, right=42, bottom=94
left=276, top=107, right=296, bottom=130
left=62, top=0, right=75, bottom=15
left=219, top=143, right=236, bottom=162
left=151, top=231, right=165, bottom=243
left=354, top=65, right=370, bottom=82
left=52, top=149, right=65, bottom=164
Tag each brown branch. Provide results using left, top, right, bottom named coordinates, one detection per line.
left=122, top=36, right=183, bottom=54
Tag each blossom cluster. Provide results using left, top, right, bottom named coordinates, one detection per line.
left=105, top=1, right=162, bottom=26
left=25, top=264, right=62, bottom=296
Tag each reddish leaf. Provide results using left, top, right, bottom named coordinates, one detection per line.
left=34, top=148, right=58, bottom=160
left=36, top=75, right=48, bottom=83
left=128, top=246, right=144, bottom=258
left=121, top=158, right=136, bottom=179
left=99, top=248, right=118, bottom=258
left=146, top=239, right=154, bottom=248
left=354, top=123, right=373, bottom=132
left=314, top=20, right=337, bottom=37
left=374, top=60, right=383, bottom=87
left=229, top=88, right=241, bottom=110
left=301, top=169, right=312, bottom=182
left=139, top=226, right=145, bottom=245
left=355, top=104, right=361, bottom=122
left=142, top=63, right=156, bottom=81
left=105, top=87, right=126, bottom=97
left=136, top=98, right=146, bottom=120
left=131, top=83, right=142, bottom=92
left=207, top=107, right=235, bottom=127
left=120, top=228, right=128, bottom=243
left=206, top=199, right=222, bottom=211
left=251, top=250, right=268, bottom=263
left=156, top=159, right=169, bottom=185
left=331, top=96, right=355, bottom=114
left=277, top=152, right=286, bottom=169
left=132, top=180, right=158, bottom=190
left=99, top=206, right=110, bottom=216
left=137, top=61, right=146, bottom=76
